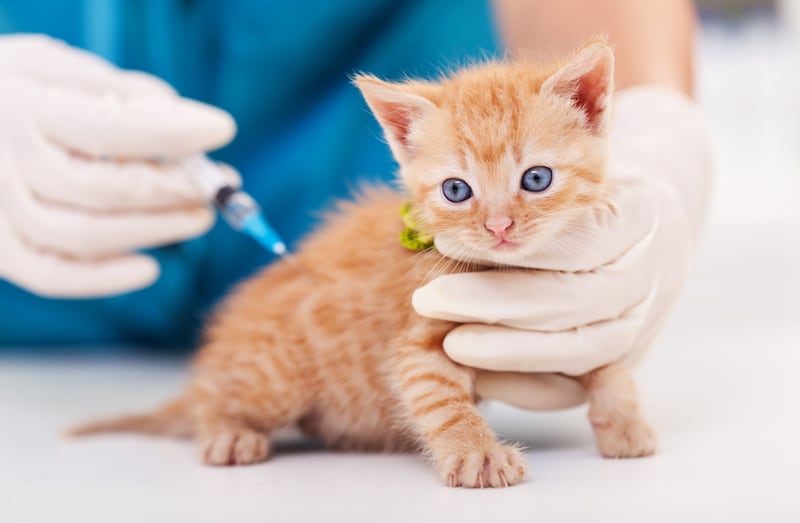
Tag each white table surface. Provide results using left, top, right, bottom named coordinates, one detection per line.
left=2, top=18, right=800, bottom=523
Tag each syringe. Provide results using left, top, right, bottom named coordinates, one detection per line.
left=185, top=156, right=290, bottom=258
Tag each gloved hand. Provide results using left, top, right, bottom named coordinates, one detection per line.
left=413, top=87, right=714, bottom=410
left=0, top=35, right=238, bottom=298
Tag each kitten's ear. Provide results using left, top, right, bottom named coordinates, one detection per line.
left=540, top=40, right=614, bottom=135
left=354, top=74, right=439, bottom=163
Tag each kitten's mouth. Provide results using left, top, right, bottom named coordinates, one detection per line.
left=491, top=239, right=520, bottom=251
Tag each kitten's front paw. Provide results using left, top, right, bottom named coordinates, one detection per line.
left=594, top=419, right=657, bottom=459
left=199, top=429, right=271, bottom=466
left=437, top=444, right=526, bottom=488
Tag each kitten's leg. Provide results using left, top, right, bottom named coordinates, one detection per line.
left=197, top=420, right=272, bottom=466
left=192, top=389, right=274, bottom=466
left=393, top=322, right=526, bottom=488
left=580, top=363, right=657, bottom=458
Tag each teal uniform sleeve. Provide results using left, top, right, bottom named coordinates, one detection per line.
left=0, top=0, right=498, bottom=349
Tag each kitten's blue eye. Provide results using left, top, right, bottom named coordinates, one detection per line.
left=521, top=166, right=553, bottom=193
left=441, top=178, right=473, bottom=203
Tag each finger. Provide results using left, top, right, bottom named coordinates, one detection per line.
left=15, top=204, right=214, bottom=259
left=10, top=253, right=159, bottom=298
left=413, top=227, right=658, bottom=331
left=0, top=213, right=159, bottom=297
left=442, top=316, right=640, bottom=376
left=0, top=34, right=176, bottom=97
left=25, top=136, right=241, bottom=211
left=34, top=86, right=236, bottom=159
left=2, top=174, right=214, bottom=258
left=435, top=176, right=657, bottom=272
left=474, top=371, right=587, bottom=411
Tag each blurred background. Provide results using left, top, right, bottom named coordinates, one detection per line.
left=698, top=0, right=799, bottom=231
left=1, top=1, right=799, bottom=522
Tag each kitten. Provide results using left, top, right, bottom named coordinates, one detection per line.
left=71, top=39, right=656, bottom=488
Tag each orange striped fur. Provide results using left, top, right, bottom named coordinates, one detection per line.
left=71, top=40, right=655, bottom=488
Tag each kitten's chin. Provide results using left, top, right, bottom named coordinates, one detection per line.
left=491, top=239, right=520, bottom=251
left=476, top=247, right=531, bottom=267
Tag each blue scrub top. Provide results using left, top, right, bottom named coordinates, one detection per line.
left=0, top=0, right=498, bottom=349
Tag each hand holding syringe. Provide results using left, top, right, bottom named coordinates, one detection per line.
left=184, top=156, right=291, bottom=258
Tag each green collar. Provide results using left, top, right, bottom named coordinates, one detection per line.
left=399, top=202, right=435, bottom=251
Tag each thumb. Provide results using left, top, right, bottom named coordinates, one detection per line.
left=475, top=371, right=587, bottom=410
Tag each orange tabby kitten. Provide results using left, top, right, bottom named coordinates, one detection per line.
left=72, top=39, right=655, bottom=488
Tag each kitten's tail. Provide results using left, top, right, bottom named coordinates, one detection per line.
left=66, top=397, right=193, bottom=438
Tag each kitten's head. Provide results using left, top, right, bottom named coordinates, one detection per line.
left=355, top=39, right=613, bottom=265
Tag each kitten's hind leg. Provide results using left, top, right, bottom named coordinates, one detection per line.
left=580, top=363, right=657, bottom=458
left=190, top=376, right=307, bottom=467
left=188, top=334, right=313, bottom=466
left=393, top=321, right=526, bottom=488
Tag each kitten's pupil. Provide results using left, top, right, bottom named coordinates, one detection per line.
left=442, top=178, right=473, bottom=203
left=521, top=166, right=553, bottom=192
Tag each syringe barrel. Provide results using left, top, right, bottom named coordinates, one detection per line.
left=216, top=190, right=262, bottom=231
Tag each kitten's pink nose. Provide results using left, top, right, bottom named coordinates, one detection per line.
left=484, top=216, right=514, bottom=239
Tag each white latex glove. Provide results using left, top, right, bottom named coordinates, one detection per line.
left=413, top=87, right=714, bottom=410
left=0, top=35, right=238, bottom=298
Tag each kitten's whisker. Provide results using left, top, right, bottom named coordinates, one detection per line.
left=406, top=248, right=439, bottom=277
left=423, top=250, right=453, bottom=283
